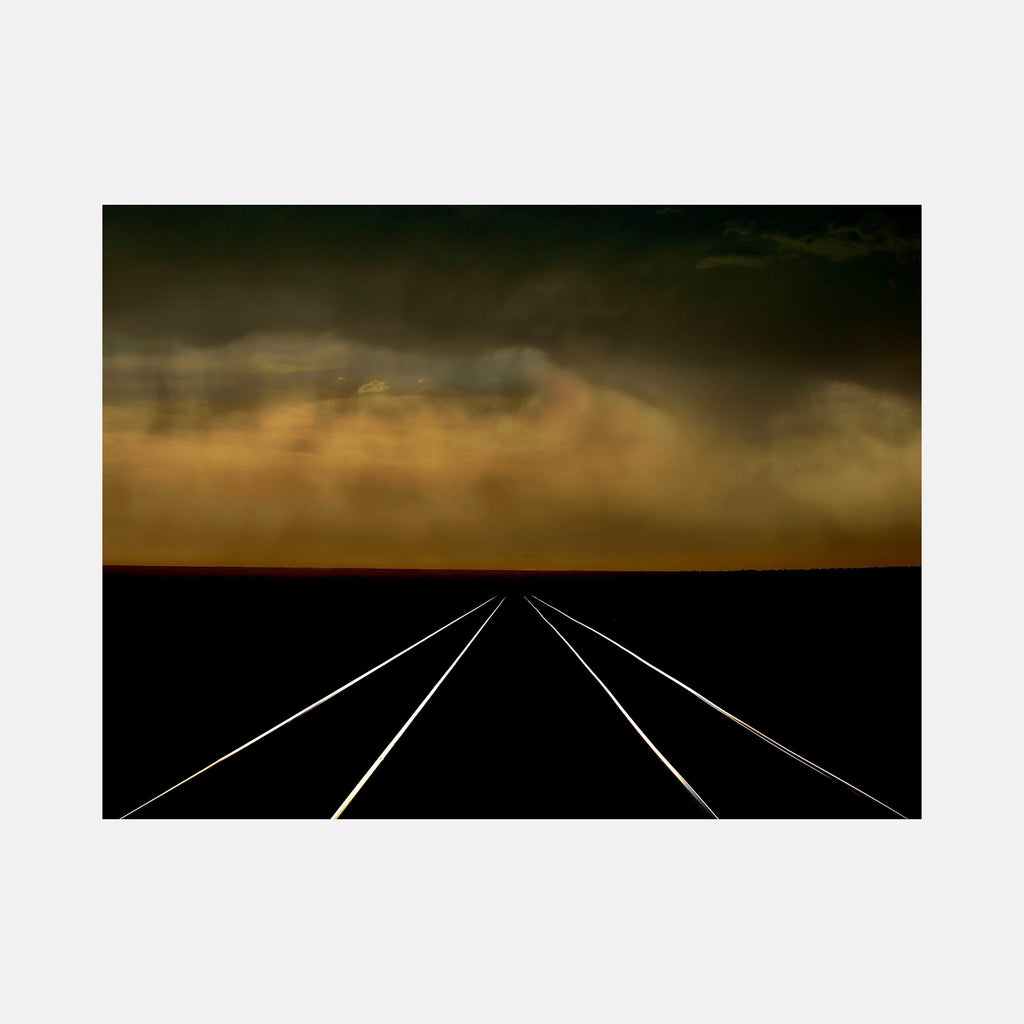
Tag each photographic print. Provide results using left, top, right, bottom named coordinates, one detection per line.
left=103, top=205, right=921, bottom=819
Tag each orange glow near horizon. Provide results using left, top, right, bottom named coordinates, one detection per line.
left=103, top=345, right=920, bottom=571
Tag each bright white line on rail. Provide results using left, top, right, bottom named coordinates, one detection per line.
left=330, top=598, right=506, bottom=819
left=119, top=596, right=498, bottom=819
left=531, top=594, right=908, bottom=819
left=525, top=597, right=717, bottom=819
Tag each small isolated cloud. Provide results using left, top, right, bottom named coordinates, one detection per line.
left=696, top=222, right=919, bottom=272
left=695, top=255, right=765, bottom=271
left=763, top=225, right=920, bottom=263
left=357, top=379, right=391, bottom=395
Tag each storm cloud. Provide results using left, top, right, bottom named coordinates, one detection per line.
left=103, top=206, right=920, bottom=569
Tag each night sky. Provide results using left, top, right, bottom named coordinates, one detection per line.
left=103, top=205, right=920, bottom=569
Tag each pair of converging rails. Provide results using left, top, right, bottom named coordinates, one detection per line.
left=118, top=595, right=908, bottom=820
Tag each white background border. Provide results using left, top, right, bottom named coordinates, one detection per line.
left=5, top=2, right=1019, bottom=1021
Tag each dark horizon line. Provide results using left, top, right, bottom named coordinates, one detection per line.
left=103, top=563, right=921, bottom=577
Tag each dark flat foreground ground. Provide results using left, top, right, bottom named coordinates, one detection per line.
left=103, top=567, right=921, bottom=819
